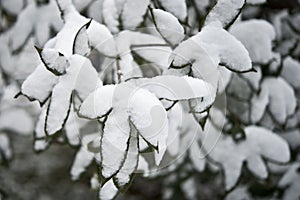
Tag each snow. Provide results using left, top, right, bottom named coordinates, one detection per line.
left=73, top=21, right=91, bottom=56
left=79, top=85, right=116, bottom=119
left=262, top=77, right=296, bottom=125
left=128, top=87, right=168, bottom=165
left=114, top=130, right=139, bottom=187
left=99, top=179, right=118, bottom=200
left=205, top=124, right=290, bottom=190
left=1, top=0, right=24, bottom=15
left=230, top=19, right=276, bottom=64
left=250, top=86, right=269, bottom=123
left=0, top=108, right=34, bottom=135
left=151, top=8, right=185, bottom=46
left=39, top=48, right=69, bottom=75
left=281, top=56, right=300, bottom=90
left=46, top=55, right=100, bottom=135
left=0, top=134, right=12, bottom=160
left=196, top=24, right=252, bottom=72
left=101, top=109, right=130, bottom=178
left=157, top=0, right=187, bottom=21
left=71, top=133, right=98, bottom=180
left=205, top=0, right=244, bottom=29
left=247, top=0, right=266, bottom=4
left=34, top=108, right=49, bottom=152
left=130, top=75, right=215, bottom=101
left=121, top=0, right=150, bottom=30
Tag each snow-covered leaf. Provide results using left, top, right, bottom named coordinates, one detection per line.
left=0, top=134, right=12, bottom=162
left=45, top=55, right=101, bottom=136
left=102, top=0, right=149, bottom=33
left=71, top=133, right=98, bottom=180
left=73, top=20, right=92, bottom=56
left=230, top=20, right=276, bottom=64
left=281, top=56, right=300, bottom=90
left=205, top=0, right=245, bottom=29
left=129, top=75, right=215, bottom=101
left=262, top=77, right=296, bottom=125
left=201, top=121, right=290, bottom=190
left=36, top=47, right=69, bottom=76
left=149, top=8, right=185, bottom=46
left=157, top=0, right=187, bottom=21
left=99, top=179, right=118, bottom=200
left=278, top=163, right=300, bottom=200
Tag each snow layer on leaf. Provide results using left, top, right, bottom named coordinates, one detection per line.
left=114, top=130, right=139, bottom=187
left=99, top=179, right=118, bottom=200
left=121, top=0, right=149, bottom=30
left=281, top=56, right=300, bottom=90
left=102, top=0, right=121, bottom=33
left=73, top=21, right=91, bottom=56
left=21, top=64, right=58, bottom=104
left=278, top=163, right=300, bottom=200
left=0, top=108, right=34, bottom=135
left=262, top=77, right=296, bottom=125
left=65, top=106, right=88, bottom=146
left=79, top=85, right=115, bottom=119
left=240, top=67, right=262, bottom=91
left=151, top=8, right=185, bottom=46
left=128, top=88, right=168, bottom=165
left=34, top=108, right=49, bottom=152
left=196, top=24, right=252, bottom=72
left=157, top=0, right=187, bottom=21
left=247, top=0, right=266, bottom=4
left=87, top=20, right=117, bottom=57
left=130, top=75, right=215, bottom=101
left=205, top=0, right=244, bottom=29
left=71, top=133, right=98, bottom=180
left=230, top=20, right=275, bottom=64
left=189, top=139, right=206, bottom=172
left=46, top=55, right=100, bottom=135
left=116, top=31, right=171, bottom=74
left=203, top=122, right=290, bottom=190
left=39, top=48, right=69, bottom=75
left=250, top=86, right=269, bottom=123
left=0, top=134, right=12, bottom=160
left=101, top=109, right=130, bottom=178
left=1, top=0, right=24, bottom=15
left=166, top=103, right=182, bottom=156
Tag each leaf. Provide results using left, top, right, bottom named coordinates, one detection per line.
left=278, top=163, right=300, bottom=200
left=98, top=179, right=118, bottom=200
left=9, top=0, right=62, bottom=50
left=21, top=66, right=58, bottom=105
left=149, top=8, right=185, bottom=46
left=157, top=0, right=187, bottom=21
left=45, top=55, right=101, bottom=136
left=102, top=0, right=149, bottom=33
left=128, top=87, right=168, bottom=165
left=205, top=0, right=245, bottom=29
left=100, top=109, right=131, bottom=178
left=230, top=19, right=276, bottom=64
left=262, top=77, right=296, bottom=125
left=281, top=56, right=300, bottom=90
left=0, top=108, right=34, bottom=135
left=129, top=75, right=215, bottom=101
left=73, top=20, right=92, bottom=56
left=114, top=130, right=139, bottom=188
left=71, top=133, right=98, bottom=180
left=79, top=85, right=115, bottom=119
left=0, top=133, right=12, bottom=161
left=34, top=107, right=49, bottom=152
left=121, top=0, right=150, bottom=30
left=64, top=106, right=89, bottom=146
left=202, top=123, right=290, bottom=190
left=35, top=47, right=69, bottom=76
left=250, top=86, right=269, bottom=123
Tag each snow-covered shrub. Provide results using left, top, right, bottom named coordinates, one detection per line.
left=0, top=0, right=300, bottom=199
